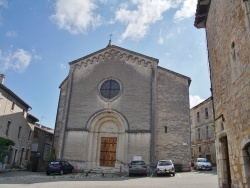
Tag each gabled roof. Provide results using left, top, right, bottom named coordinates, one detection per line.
left=27, top=113, right=39, bottom=122
left=158, top=66, right=191, bottom=86
left=0, top=83, right=31, bottom=109
left=68, top=44, right=159, bottom=65
left=194, top=0, right=211, bottom=29
left=190, top=96, right=212, bottom=110
left=59, top=45, right=191, bottom=87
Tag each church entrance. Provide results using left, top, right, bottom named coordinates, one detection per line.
left=100, top=137, right=117, bottom=167
left=86, top=110, right=128, bottom=169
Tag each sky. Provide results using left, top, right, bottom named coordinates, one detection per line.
left=0, top=0, right=211, bottom=129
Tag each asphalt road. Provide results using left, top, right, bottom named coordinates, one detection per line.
left=0, top=169, right=218, bottom=188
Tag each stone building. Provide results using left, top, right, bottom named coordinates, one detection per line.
left=30, top=124, right=54, bottom=172
left=0, top=74, right=38, bottom=169
left=53, top=43, right=191, bottom=172
left=195, top=0, right=250, bottom=187
left=190, top=97, right=216, bottom=165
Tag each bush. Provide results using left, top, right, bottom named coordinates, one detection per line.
left=0, top=137, right=15, bottom=163
left=26, top=161, right=33, bottom=171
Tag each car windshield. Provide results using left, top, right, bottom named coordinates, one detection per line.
left=131, top=161, right=145, bottom=165
left=197, top=158, right=208, bottom=162
left=158, top=161, right=172, bottom=166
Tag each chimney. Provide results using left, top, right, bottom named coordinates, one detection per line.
left=0, top=74, right=5, bottom=84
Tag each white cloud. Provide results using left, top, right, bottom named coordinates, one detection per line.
left=6, top=30, right=17, bottom=37
left=0, top=49, right=33, bottom=72
left=157, top=29, right=164, bottom=44
left=190, top=95, right=205, bottom=108
left=60, top=63, right=66, bottom=69
left=114, top=0, right=172, bottom=41
left=51, top=0, right=101, bottom=34
left=158, top=36, right=164, bottom=44
left=99, top=0, right=117, bottom=4
left=0, top=0, right=7, bottom=8
left=174, top=0, right=196, bottom=22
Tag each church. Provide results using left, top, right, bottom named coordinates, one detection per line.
left=53, top=42, right=191, bottom=172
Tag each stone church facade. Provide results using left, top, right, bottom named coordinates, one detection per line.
left=195, top=0, right=250, bottom=187
left=53, top=44, right=191, bottom=172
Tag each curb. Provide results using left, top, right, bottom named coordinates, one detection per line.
left=0, top=168, right=27, bottom=173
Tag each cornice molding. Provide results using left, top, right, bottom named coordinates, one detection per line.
left=72, top=48, right=153, bottom=71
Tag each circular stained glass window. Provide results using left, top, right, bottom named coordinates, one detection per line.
left=100, top=79, right=120, bottom=99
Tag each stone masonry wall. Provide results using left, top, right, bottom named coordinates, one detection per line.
left=206, top=0, right=250, bottom=187
left=53, top=80, right=68, bottom=159
left=156, top=67, right=191, bottom=171
left=57, top=46, right=158, bottom=166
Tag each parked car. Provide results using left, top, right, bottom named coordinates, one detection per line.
left=156, top=160, right=175, bottom=177
left=194, top=158, right=212, bottom=171
left=128, top=160, right=147, bottom=177
left=46, top=161, right=74, bottom=175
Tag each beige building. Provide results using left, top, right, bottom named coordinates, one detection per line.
left=54, top=43, right=191, bottom=172
left=190, top=97, right=216, bottom=165
left=0, top=74, right=38, bottom=169
left=195, top=0, right=250, bottom=187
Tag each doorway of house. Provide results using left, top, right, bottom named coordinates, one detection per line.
left=100, top=137, right=117, bottom=167
left=220, top=136, right=231, bottom=187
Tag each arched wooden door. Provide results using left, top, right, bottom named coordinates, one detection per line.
left=100, top=137, right=117, bottom=167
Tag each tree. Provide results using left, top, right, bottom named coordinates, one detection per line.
left=0, top=137, right=15, bottom=163
left=45, top=148, right=56, bottom=163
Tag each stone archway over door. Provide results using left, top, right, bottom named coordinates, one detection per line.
left=100, top=137, right=117, bottom=167
left=86, top=110, right=128, bottom=169
left=241, top=138, right=250, bottom=187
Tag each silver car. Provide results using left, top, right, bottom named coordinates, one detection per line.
left=194, top=158, right=212, bottom=170
left=128, top=160, right=147, bottom=177
left=156, top=160, right=175, bottom=177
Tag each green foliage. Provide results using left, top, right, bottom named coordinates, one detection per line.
left=0, top=137, right=15, bottom=147
left=46, top=148, right=56, bottom=163
left=25, top=161, right=33, bottom=171
left=0, top=137, right=15, bottom=163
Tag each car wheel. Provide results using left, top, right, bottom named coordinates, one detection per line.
left=157, top=173, right=159, bottom=177
left=60, top=170, right=64, bottom=175
left=46, top=172, right=50, bottom=176
left=129, top=173, right=132, bottom=177
left=172, top=173, right=175, bottom=177
left=145, top=173, right=147, bottom=176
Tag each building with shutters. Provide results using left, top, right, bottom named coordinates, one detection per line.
left=0, top=74, right=39, bottom=169
left=190, top=97, right=216, bottom=166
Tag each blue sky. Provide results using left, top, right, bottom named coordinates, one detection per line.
left=0, top=0, right=210, bottom=128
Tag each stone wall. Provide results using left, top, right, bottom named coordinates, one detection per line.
left=53, top=79, right=68, bottom=159
left=54, top=45, right=191, bottom=172
left=54, top=46, right=158, bottom=168
left=205, top=0, right=250, bottom=187
left=156, top=67, right=191, bottom=171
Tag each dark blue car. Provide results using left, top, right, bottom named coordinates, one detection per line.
left=46, top=161, right=74, bottom=175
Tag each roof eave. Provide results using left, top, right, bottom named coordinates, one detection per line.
left=194, top=0, right=211, bottom=29
left=0, top=83, right=31, bottom=109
